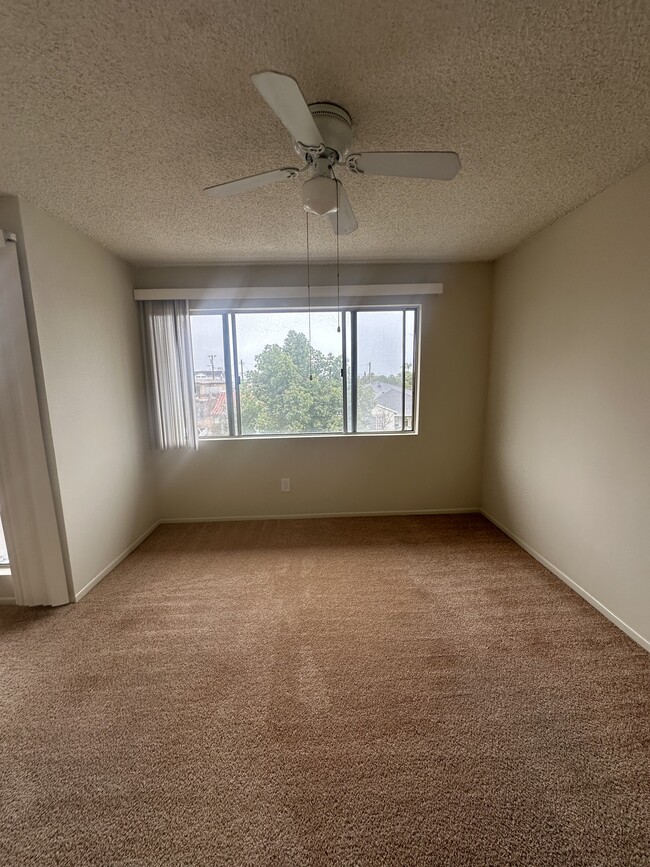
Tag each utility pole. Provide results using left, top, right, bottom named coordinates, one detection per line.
left=208, top=354, right=217, bottom=381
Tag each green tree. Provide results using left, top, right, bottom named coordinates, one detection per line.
left=240, top=331, right=344, bottom=434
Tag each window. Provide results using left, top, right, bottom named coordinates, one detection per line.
left=190, top=307, right=418, bottom=439
left=0, top=515, right=9, bottom=567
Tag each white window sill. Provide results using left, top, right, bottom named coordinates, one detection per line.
left=197, top=431, right=418, bottom=443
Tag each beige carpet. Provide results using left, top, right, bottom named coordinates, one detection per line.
left=1, top=514, right=648, bottom=866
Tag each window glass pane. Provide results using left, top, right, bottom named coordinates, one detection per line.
left=190, top=315, right=230, bottom=438
left=355, top=310, right=415, bottom=433
left=0, top=515, right=9, bottom=566
left=236, top=311, right=343, bottom=435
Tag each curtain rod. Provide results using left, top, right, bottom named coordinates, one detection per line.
left=133, top=283, right=443, bottom=301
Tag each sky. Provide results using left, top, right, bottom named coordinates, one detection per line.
left=191, top=310, right=414, bottom=378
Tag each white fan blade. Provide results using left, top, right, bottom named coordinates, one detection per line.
left=329, top=181, right=358, bottom=235
left=347, top=151, right=461, bottom=180
left=251, top=71, right=323, bottom=147
left=204, top=167, right=299, bottom=198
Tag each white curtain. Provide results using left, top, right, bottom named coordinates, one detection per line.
left=140, top=300, right=198, bottom=449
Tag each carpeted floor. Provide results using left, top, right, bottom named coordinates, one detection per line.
left=0, top=514, right=648, bottom=866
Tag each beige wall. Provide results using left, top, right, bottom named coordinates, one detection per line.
left=143, top=263, right=493, bottom=520
left=482, top=162, right=650, bottom=647
left=16, top=199, right=156, bottom=597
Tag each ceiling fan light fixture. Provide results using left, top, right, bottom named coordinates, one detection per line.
left=302, top=176, right=338, bottom=215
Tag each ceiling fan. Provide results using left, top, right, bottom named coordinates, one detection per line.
left=204, top=71, right=461, bottom=236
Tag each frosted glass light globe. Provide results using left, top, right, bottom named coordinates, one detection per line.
left=302, top=176, right=338, bottom=215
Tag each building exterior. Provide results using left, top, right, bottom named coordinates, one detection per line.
left=194, top=369, right=229, bottom=437
left=370, top=380, right=413, bottom=431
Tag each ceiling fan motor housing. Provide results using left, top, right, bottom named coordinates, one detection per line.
left=294, top=102, right=353, bottom=160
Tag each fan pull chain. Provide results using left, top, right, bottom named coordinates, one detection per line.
left=306, top=210, right=313, bottom=381
left=336, top=180, right=341, bottom=333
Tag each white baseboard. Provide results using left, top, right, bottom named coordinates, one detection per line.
left=0, top=596, right=15, bottom=605
left=159, top=507, right=481, bottom=524
left=481, top=510, right=650, bottom=653
left=74, top=520, right=160, bottom=603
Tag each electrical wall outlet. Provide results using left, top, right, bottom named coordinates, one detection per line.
left=280, top=478, right=291, bottom=492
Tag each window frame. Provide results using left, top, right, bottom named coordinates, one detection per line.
left=190, top=303, right=420, bottom=441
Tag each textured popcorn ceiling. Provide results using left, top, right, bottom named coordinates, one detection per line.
left=2, top=0, right=649, bottom=264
